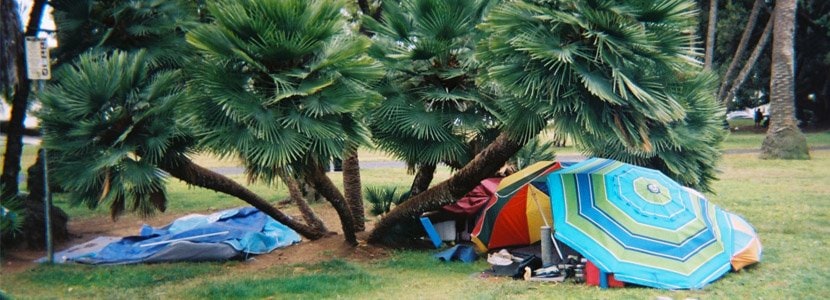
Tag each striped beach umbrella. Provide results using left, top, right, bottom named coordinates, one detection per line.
left=683, top=187, right=762, bottom=271
left=726, top=212, right=763, bottom=271
left=547, top=158, right=734, bottom=289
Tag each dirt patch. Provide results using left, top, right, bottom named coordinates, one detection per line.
left=1, top=204, right=390, bottom=274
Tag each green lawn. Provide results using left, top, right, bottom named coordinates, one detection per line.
left=2, top=131, right=830, bottom=298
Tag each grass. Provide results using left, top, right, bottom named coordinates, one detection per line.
left=2, top=263, right=223, bottom=299
left=2, top=131, right=830, bottom=298
left=194, top=260, right=382, bottom=299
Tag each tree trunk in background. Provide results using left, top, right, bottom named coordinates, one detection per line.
left=280, top=173, right=329, bottom=233
left=1, top=0, right=46, bottom=199
left=1, top=0, right=21, bottom=96
left=408, top=164, right=436, bottom=197
left=761, top=0, right=809, bottom=159
left=161, top=158, right=328, bottom=239
left=306, top=163, right=358, bottom=245
left=717, top=0, right=764, bottom=102
left=342, top=146, right=365, bottom=232
left=723, top=16, right=774, bottom=104
left=704, top=0, right=718, bottom=70
left=369, top=132, right=525, bottom=244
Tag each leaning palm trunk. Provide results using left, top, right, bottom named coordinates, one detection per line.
left=342, top=146, right=365, bottom=232
left=761, top=0, right=809, bottom=159
left=723, top=17, right=774, bottom=104
left=162, top=158, right=328, bottom=240
left=369, top=132, right=524, bottom=243
left=408, top=164, right=436, bottom=197
left=306, top=164, right=358, bottom=245
left=279, top=173, right=329, bottom=232
left=717, top=0, right=765, bottom=102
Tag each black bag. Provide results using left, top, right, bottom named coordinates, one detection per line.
left=491, top=254, right=542, bottom=279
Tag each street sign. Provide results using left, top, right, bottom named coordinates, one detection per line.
left=25, top=36, right=51, bottom=80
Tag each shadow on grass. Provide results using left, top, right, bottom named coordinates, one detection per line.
left=195, top=260, right=381, bottom=299
left=21, top=263, right=222, bottom=288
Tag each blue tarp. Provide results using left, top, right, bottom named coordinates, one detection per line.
left=45, top=207, right=301, bottom=265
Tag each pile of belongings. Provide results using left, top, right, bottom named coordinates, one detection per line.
left=40, top=207, right=301, bottom=265
left=469, top=159, right=762, bottom=289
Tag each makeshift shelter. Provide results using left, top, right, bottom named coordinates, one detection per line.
left=471, top=161, right=562, bottom=252
left=443, top=178, right=502, bottom=216
left=42, top=207, right=301, bottom=265
left=546, top=158, right=755, bottom=289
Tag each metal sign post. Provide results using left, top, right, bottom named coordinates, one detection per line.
left=25, top=36, right=52, bottom=263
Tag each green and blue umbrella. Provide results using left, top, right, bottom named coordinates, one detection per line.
left=547, top=158, right=734, bottom=289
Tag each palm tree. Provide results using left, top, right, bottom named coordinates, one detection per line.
left=37, top=51, right=327, bottom=239
left=370, top=0, right=724, bottom=243
left=760, top=0, right=809, bottom=159
left=364, top=0, right=502, bottom=196
left=184, top=0, right=384, bottom=245
left=42, top=0, right=339, bottom=240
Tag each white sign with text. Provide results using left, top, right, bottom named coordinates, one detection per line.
left=25, top=37, right=51, bottom=80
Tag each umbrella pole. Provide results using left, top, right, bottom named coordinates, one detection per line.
left=530, top=189, right=564, bottom=262
left=551, top=232, right=564, bottom=261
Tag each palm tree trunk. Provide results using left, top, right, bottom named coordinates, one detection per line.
left=1, top=0, right=20, bottom=94
left=342, top=146, right=365, bottom=232
left=1, top=0, right=46, bottom=199
left=160, top=158, right=328, bottom=240
left=306, top=163, right=358, bottom=245
left=723, top=16, right=773, bottom=104
left=760, top=0, right=809, bottom=159
left=408, top=164, right=436, bottom=197
left=704, top=0, right=718, bottom=70
left=717, top=0, right=764, bottom=102
left=279, top=173, right=329, bottom=232
left=368, top=132, right=525, bottom=244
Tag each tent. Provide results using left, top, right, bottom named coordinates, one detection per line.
left=471, top=161, right=563, bottom=252
left=42, top=207, right=301, bottom=265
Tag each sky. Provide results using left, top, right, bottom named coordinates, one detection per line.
left=16, top=0, right=57, bottom=47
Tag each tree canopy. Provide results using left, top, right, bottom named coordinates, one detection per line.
left=476, top=0, right=724, bottom=191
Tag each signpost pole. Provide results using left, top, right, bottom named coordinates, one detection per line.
left=25, top=37, right=52, bottom=263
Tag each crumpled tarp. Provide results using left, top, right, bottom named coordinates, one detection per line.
left=42, top=207, right=301, bottom=265
left=442, top=178, right=502, bottom=215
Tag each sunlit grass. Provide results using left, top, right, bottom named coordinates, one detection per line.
left=724, top=130, right=830, bottom=150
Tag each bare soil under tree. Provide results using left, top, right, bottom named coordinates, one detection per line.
left=1, top=204, right=390, bottom=274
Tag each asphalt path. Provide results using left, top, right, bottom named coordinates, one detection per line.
left=208, top=146, right=830, bottom=175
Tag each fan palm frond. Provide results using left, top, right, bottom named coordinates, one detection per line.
left=39, top=50, right=189, bottom=217
left=185, top=0, right=383, bottom=182
left=51, top=0, right=197, bottom=68
left=366, top=0, right=502, bottom=168
left=478, top=0, right=723, bottom=190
